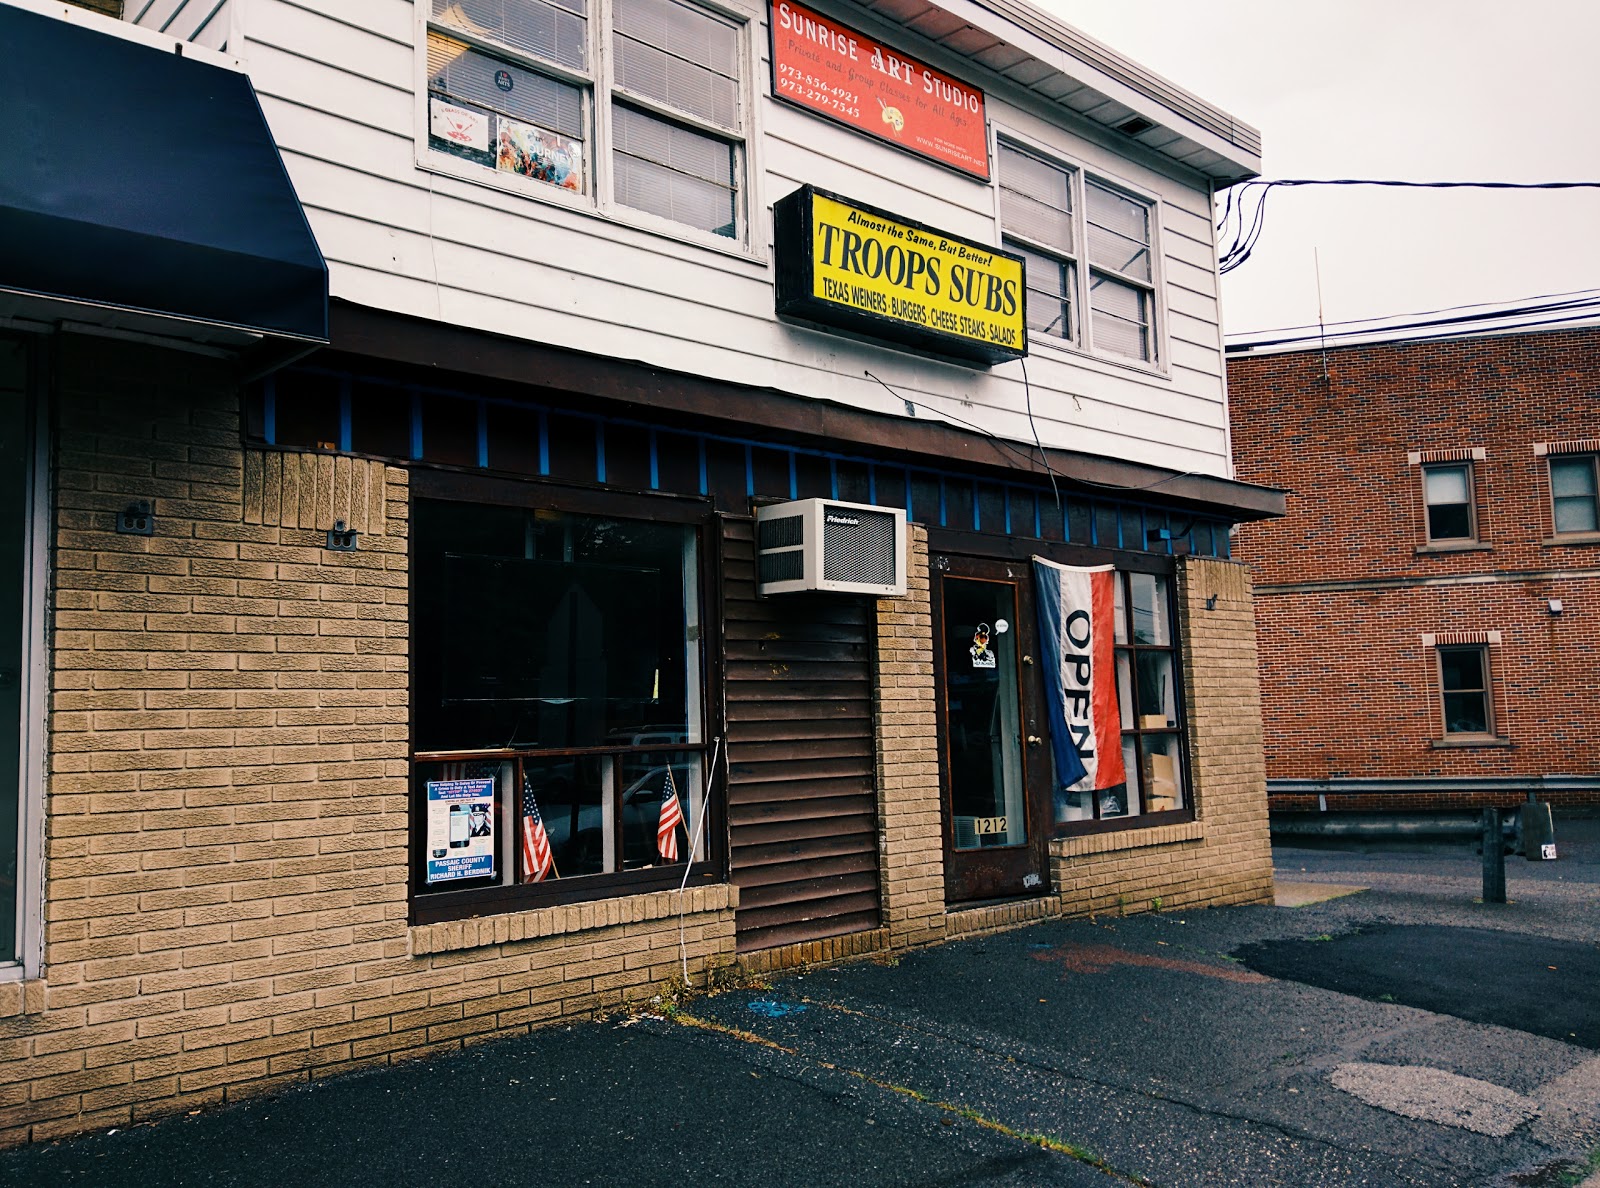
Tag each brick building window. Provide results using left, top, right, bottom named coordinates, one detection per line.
left=1422, top=462, right=1475, bottom=541
left=1550, top=455, right=1599, bottom=535
left=1438, top=645, right=1493, bottom=736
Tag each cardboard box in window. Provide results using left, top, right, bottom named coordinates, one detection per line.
left=1139, top=713, right=1171, bottom=730
left=1143, top=751, right=1181, bottom=811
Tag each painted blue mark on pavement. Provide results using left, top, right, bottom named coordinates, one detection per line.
left=747, top=999, right=807, bottom=1018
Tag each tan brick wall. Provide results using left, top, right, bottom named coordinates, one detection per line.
left=1049, top=556, right=1275, bottom=915
left=0, top=339, right=736, bottom=1147
left=872, top=526, right=946, bottom=949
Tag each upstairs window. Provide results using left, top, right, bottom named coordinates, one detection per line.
left=425, top=0, right=747, bottom=242
left=998, top=143, right=1159, bottom=364
left=999, top=144, right=1078, bottom=343
left=1422, top=462, right=1475, bottom=542
left=1550, top=455, right=1600, bottom=535
left=1086, top=181, right=1154, bottom=362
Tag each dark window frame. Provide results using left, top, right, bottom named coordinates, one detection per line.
left=1436, top=643, right=1495, bottom=739
left=407, top=469, right=724, bottom=925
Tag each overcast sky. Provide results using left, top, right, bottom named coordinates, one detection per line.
left=1045, top=1, right=1600, bottom=339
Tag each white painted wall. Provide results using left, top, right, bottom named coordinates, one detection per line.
left=227, top=0, right=1232, bottom=475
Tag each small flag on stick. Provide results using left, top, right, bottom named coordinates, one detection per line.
left=521, top=775, right=554, bottom=882
left=657, top=767, right=684, bottom=863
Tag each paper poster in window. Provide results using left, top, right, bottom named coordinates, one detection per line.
left=426, top=777, right=497, bottom=884
left=495, top=119, right=582, bottom=192
left=429, top=97, right=490, bottom=155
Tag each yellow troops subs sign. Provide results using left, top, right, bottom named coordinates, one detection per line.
left=774, top=186, right=1027, bottom=366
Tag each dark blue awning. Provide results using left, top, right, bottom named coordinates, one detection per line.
left=0, top=5, right=327, bottom=343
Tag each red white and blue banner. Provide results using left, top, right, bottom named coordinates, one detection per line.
left=1032, top=558, right=1127, bottom=809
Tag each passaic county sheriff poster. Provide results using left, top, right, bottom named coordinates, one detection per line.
left=425, top=777, right=496, bottom=884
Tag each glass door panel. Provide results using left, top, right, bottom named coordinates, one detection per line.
left=943, top=578, right=1027, bottom=852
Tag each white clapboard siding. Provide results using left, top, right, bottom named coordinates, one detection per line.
left=234, top=0, right=1235, bottom=476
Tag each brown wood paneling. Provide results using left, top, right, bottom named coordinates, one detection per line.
left=722, top=518, right=881, bottom=953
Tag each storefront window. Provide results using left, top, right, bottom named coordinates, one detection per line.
left=411, top=493, right=710, bottom=913
left=1057, top=568, right=1186, bottom=825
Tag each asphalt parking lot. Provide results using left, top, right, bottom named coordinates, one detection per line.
left=3, top=813, right=1597, bottom=1188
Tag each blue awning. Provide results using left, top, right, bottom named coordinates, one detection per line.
left=0, top=5, right=327, bottom=343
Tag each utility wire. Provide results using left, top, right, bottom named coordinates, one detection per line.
left=1216, top=178, right=1600, bottom=274
left=1235, top=285, right=1600, bottom=339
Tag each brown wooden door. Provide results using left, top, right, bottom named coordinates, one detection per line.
left=933, top=554, right=1053, bottom=904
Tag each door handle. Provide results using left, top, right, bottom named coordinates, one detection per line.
left=1027, top=735, right=1043, bottom=746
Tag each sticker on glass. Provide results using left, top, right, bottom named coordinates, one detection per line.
left=429, top=98, right=490, bottom=153
left=970, top=622, right=996, bottom=669
left=496, top=120, right=582, bottom=192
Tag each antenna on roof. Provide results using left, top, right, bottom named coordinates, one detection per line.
left=1314, top=246, right=1330, bottom=385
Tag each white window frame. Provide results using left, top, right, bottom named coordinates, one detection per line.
left=993, top=132, right=1166, bottom=372
left=416, top=0, right=759, bottom=255
left=3, top=350, right=46, bottom=983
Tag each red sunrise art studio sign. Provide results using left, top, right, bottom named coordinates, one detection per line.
left=771, top=0, right=989, bottom=180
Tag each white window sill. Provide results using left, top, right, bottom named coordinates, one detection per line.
left=1543, top=532, right=1600, bottom=547
left=1021, top=332, right=1171, bottom=382
left=416, top=149, right=766, bottom=267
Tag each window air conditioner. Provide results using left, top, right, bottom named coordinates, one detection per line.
left=754, top=498, right=907, bottom=597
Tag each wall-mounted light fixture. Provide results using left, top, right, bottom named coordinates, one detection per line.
left=1547, top=598, right=1564, bottom=615
left=1205, top=594, right=1219, bottom=610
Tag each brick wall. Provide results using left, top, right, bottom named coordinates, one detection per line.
left=1229, top=328, right=1600, bottom=800
left=4, top=340, right=1278, bottom=1145
left=0, top=338, right=736, bottom=1146
left=1049, top=558, right=1275, bottom=915
left=873, top=526, right=947, bottom=949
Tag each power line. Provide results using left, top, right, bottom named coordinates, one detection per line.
left=1228, top=303, right=1600, bottom=353
left=1216, top=178, right=1600, bottom=274
left=1234, top=285, right=1600, bottom=339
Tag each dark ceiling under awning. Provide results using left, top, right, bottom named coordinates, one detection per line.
left=0, top=5, right=327, bottom=344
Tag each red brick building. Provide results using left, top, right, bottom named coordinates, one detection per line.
left=1229, top=323, right=1600, bottom=813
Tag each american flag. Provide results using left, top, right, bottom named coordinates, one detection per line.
left=657, top=767, right=684, bottom=863
left=521, top=774, right=554, bottom=882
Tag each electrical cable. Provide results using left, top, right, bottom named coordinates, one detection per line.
left=1019, top=357, right=1062, bottom=511
left=1215, top=178, right=1600, bottom=274
left=863, top=369, right=1209, bottom=498
left=1229, top=299, right=1600, bottom=352
left=1234, top=286, right=1600, bottom=339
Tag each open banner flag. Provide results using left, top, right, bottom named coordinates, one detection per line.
left=1032, top=557, right=1127, bottom=808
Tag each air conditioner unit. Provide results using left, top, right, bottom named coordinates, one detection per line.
left=754, top=498, right=907, bottom=597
